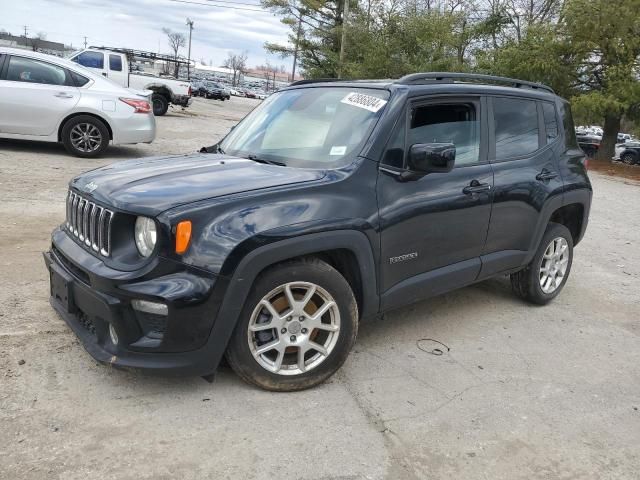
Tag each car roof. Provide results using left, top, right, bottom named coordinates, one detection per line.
left=284, top=73, right=560, bottom=100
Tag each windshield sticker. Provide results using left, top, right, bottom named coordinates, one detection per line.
left=340, top=92, right=387, bottom=113
left=330, top=146, right=347, bottom=156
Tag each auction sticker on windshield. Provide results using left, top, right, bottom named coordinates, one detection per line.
left=340, top=92, right=387, bottom=113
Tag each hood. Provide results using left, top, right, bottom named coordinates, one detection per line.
left=70, top=154, right=326, bottom=216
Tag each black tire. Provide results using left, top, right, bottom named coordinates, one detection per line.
left=226, top=258, right=358, bottom=392
left=151, top=94, right=169, bottom=116
left=61, top=115, right=110, bottom=158
left=621, top=152, right=637, bottom=165
left=510, top=222, right=574, bottom=305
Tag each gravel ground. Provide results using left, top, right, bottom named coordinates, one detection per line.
left=1, top=97, right=639, bottom=480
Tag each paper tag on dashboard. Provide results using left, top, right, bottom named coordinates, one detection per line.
left=330, top=146, right=347, bottom=156
left=340, top=92, right=387, bottom=113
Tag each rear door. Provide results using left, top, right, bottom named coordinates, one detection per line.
left=106, top=53, right=127, bottom=86
left=71, top=50, right=111, bottom=80
left=0, top=54, right=80, bottom=136
left=479, top=95, right=564, bottom=277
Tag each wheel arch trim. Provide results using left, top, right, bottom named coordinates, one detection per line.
left=201, top=230, right=378, bottom=373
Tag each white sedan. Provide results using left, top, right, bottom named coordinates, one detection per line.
left=0, top=47, right=155, bottom=157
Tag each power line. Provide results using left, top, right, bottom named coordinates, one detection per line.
left=166, top=0, right=270, bottom=13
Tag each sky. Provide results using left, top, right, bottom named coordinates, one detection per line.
left=0, top=0, right=292, bottom=69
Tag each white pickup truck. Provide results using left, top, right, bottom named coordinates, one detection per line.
left=69, top=48, right=192, bottom=116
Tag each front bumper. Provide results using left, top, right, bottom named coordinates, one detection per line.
left=172, top=95, right=193, bottom=107
left=43, top=229, right=226, bottom=376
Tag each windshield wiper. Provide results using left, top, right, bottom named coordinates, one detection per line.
left=245, top=154, right=286, bottom=166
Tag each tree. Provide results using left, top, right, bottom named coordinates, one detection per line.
left=224, top=51, right=248, bottom=86
left=561, top=0, right=640, bottom=162
left=162, top=27, right=186, bottom=77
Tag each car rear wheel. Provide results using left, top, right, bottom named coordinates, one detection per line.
left=151, top=94, right=169, bottom=116
left=225, top=258, right=358, bottom=391
left=510, top=222, right=574, bottom=305
left=621, top=152, right=637, bottom=165
left=61, top=115, right=110, bottom=158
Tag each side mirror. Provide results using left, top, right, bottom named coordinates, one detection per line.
left=407, top=143, right=455, bottom=174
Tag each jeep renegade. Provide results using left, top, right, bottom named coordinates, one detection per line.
left=44, top=73, right=592, bottom=391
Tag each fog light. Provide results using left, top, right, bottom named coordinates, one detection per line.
left=132, top=299, right=168, bottom=316
left=109, top=323, right=119, bottom=345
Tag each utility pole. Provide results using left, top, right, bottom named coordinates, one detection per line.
left=338, top=0, right=349, bottom=79
left=23, top=25, right=28, bottom=37
left=291, top=13, right=303, bottom=82
left=186, top=18, right=194, bottom=80
left=83, top=36, right=88, bottom=48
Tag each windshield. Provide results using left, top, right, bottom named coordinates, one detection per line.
left=219, top=87, right=390, bottom=168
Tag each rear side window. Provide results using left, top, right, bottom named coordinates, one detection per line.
left=542, top=102, right=559, bottom=143
left=493, top=97, right=539, bottom=160
left=70, top=70, right=90, bottom=87
left=74, top=51, right=104, bottom=69
left=109, top=54, right=122, bottom=72
left=6, top=56, right=68, bottom=86
left=559, top=101, right=579, bottom=148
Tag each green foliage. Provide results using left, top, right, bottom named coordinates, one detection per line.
left=262, top=0, right=640, bottom=143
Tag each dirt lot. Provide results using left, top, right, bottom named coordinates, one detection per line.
left=1, top=97, right=639, bottom=480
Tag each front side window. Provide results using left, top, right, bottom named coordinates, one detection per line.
left=109, top=54, right=122, bottom=72
left=6, top=56, right=68, bottom=86
left=73, top=51, right=104, bottom=69
left=219, top=87, right=389, bottom=168
left=542, top=102, right=559, bottom=143
left=493, top=97, right=540, bottom=160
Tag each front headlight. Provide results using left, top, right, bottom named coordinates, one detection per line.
left=134, top=216, right=157, bottom=257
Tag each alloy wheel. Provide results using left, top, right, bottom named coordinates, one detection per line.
left=70, top=123, right=102, bottom=153
left=247, top=281, right=340, bottom=376
left=539, top=237, right=570, bottom=294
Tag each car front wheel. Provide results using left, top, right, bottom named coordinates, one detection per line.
left=226, top=258, right=358, bottom=391
left=61, top=115, right=110, bottom=158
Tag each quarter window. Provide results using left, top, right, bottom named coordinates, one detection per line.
left=493, top=97, right=539, bottom=160
left=542, top=102, right=559, bottom=143
left=409, top=103, right=479, bottom=166
left=109, top=54, right=122, bottom=72
left=70, top=70, right=90, bottom=87
left=6, top=56, right=68, bottom=86
left=74, top=51, right=104, bottom=69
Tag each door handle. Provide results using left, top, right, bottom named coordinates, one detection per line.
left=54, top=92, right=74, bottom=99
left=463, top=181, right=491, bottom=195
left=536, top=169, right=559, bottom=181
left=102, top=72, right=108, bottom=77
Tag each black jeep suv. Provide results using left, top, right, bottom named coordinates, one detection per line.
left=44, top=73, right=592, bottom=391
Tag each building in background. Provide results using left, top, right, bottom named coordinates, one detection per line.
left=0, top=32, right=74, bottom=57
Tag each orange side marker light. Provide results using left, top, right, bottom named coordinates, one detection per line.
left=175, top=221, right=192, bottom=254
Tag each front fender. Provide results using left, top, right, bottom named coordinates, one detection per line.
left=198, top=230, right=379, bottom=375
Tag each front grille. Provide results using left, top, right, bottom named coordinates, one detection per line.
left=66, top=190, right=114, bottom=257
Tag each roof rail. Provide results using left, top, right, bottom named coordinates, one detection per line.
left=396, top=72, right=554, bottom=94
left=289, top=78, right=342, bottom=86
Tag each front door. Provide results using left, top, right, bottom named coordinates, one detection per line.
left=0, top=55, right=79, bottom=136
left=377, top=96, right=494, bottom=310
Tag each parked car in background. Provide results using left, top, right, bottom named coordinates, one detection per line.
left=616, top=142, right=640, bottom=165
left=44, top=73, right=591, bottom=391
left=193, top=81, right=230, bottom=101
left=69, top=48, right=192, bottom=116
left=0, top=47, right=155, bottom=157
left=243, top=89, right=257, bottom=99
left=576, top=133, right=601, bottom=157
